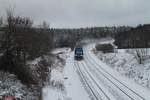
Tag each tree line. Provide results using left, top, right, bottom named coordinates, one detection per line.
left=52, top=26, right=131, bottom=49
left=115, top=24, right=150, bottom=48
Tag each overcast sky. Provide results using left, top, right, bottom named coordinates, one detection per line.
left=0, top=0, right=150, bottom=28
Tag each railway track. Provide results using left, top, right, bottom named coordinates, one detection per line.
left=74, top=61, right=100, bottom=100
left=84, top=48, right=145, bottom=100
left=79, top=61, right=111, bottom=100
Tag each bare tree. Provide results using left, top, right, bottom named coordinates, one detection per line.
left=135, top=49, right=148, bottom=64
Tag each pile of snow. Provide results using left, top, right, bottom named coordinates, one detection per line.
left=94, top=48, right=150, bottom=89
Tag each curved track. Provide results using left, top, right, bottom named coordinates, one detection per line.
left=74, top=61, right=99, bottom=100
left=85, top=48, right=145, bottom=100
left=75, top=61, right=111, bottom=100
left=74, top=45, right=147, bottom=100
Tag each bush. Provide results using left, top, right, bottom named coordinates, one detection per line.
left=0, top=54, right=37, bottom=85
left=96, top=44, right=114, bottom=53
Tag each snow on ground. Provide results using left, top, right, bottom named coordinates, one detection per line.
left=0, top=71, right=37, bottom=99
left=0, top=55, right=48, bottom=100
left=51, top=48, right=71, bottom=55
left=87, top=47, right=150, bottom=99
left=79, top=37, right=114, bottom=46
left=42, top=65, right=66, bottom=100
left=93, top=44, right=150, bottom=89
left=42, top=48, right=90, bottom=100
left=63, top=52, right=90, bottom=100
left=43, top=86, right=66, bottom=100
left=43, top=38, right=150, bottom=100
left=83, top=43, right=150, bottom=100
left=0, top=54, right=54, bottom=100
left=27, top=57, right=42, bottom=65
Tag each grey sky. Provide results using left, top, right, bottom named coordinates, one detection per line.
left=0, top=0, right=150, bottom=28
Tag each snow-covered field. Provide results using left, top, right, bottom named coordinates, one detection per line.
left=94, top=47, right=150, bottom=89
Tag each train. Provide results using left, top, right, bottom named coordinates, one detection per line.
left=74, top=47, right=84, bottom=60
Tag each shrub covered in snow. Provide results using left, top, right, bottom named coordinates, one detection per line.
left=0, top=55, right=53, bottom=99
left=0, top=71, right=38, bottom=99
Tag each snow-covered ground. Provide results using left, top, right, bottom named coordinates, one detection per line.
left=0, top=54, right=53, bottom=99
left=94, top=46, right=150, bottom=89
left=83, top=44, right=150, bottom=100
left=42, top=48, right=90, bottom=100
left=42, top=39, right=150, bottom=100
left=63, top=52, right=90, bottom=100
left=0, top=71, right=38, bottom=99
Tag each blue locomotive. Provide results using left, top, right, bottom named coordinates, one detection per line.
left=74, top=47, right=84, bottom=60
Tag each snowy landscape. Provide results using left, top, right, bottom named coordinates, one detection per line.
left=94, top=47, right=150, bottom=88
left=0, top=0, right=150, bottom=100
left=42, top=40, right=150, bottom=100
